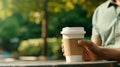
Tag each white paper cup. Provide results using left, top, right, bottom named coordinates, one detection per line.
left=61, top=27, right=86, bottom=62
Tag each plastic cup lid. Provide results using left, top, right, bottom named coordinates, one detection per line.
left=61, top=27, right=86, bottom=34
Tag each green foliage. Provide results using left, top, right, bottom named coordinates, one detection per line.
left=77, top=0, right=106, bottom=16
left=19, top=22, right=41, bottom=40
left=0, top=0, right=107, bottom=55
left=18, top=39, right=42, bottom=56
left=18, top=44, right=41, bottom=56
left=1, top=0, right=107, bottom=18
left=0, top=16, right=20, bottom=51
left=48, top=4, right=92, bottom=37
left=0, top=17, right=20, bottom=39
left=18, top=38, right=64, bottom=59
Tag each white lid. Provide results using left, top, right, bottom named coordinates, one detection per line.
left=61, top=27, right=86, bottom=34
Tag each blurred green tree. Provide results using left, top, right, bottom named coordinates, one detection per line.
left=48, top=4, right=92, bottom=37
left=0, top=16, right=20, bottom=51
left=6, top=0, right=106, bottom=18
left=73, top=0, right=106, bottom=16
left=0, top=0, right=106, bottom=52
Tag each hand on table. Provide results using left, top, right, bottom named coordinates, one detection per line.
left=61, top=39, right=103, bottom=61
left=78, top=40, right=103, bottom=61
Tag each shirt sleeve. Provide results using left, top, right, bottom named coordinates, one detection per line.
left=91, top=8, right=101, bottom=40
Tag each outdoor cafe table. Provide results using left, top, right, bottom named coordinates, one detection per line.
left=0, top=60, right=119, bottom=67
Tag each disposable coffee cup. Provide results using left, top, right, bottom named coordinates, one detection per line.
left=61, top=27, right=86, bottom=62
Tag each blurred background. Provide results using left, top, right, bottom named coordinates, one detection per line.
left=0, top=0, right=106, bottom=61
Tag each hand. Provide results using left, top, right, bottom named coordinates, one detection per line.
left=61, top=43, right=65, bottom=56
left=61, top=39, right=65, bottom=56
left=78, top=40, right=102, bottom=61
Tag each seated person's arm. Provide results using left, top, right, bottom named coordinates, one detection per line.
left=92, top=38, right=120, bottom=61
left=91, top=37, right=102, bottom=46
left=79, top=38, right=120, bottom=62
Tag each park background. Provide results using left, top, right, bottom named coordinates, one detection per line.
left=0, top=0, right=106, bottom=60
